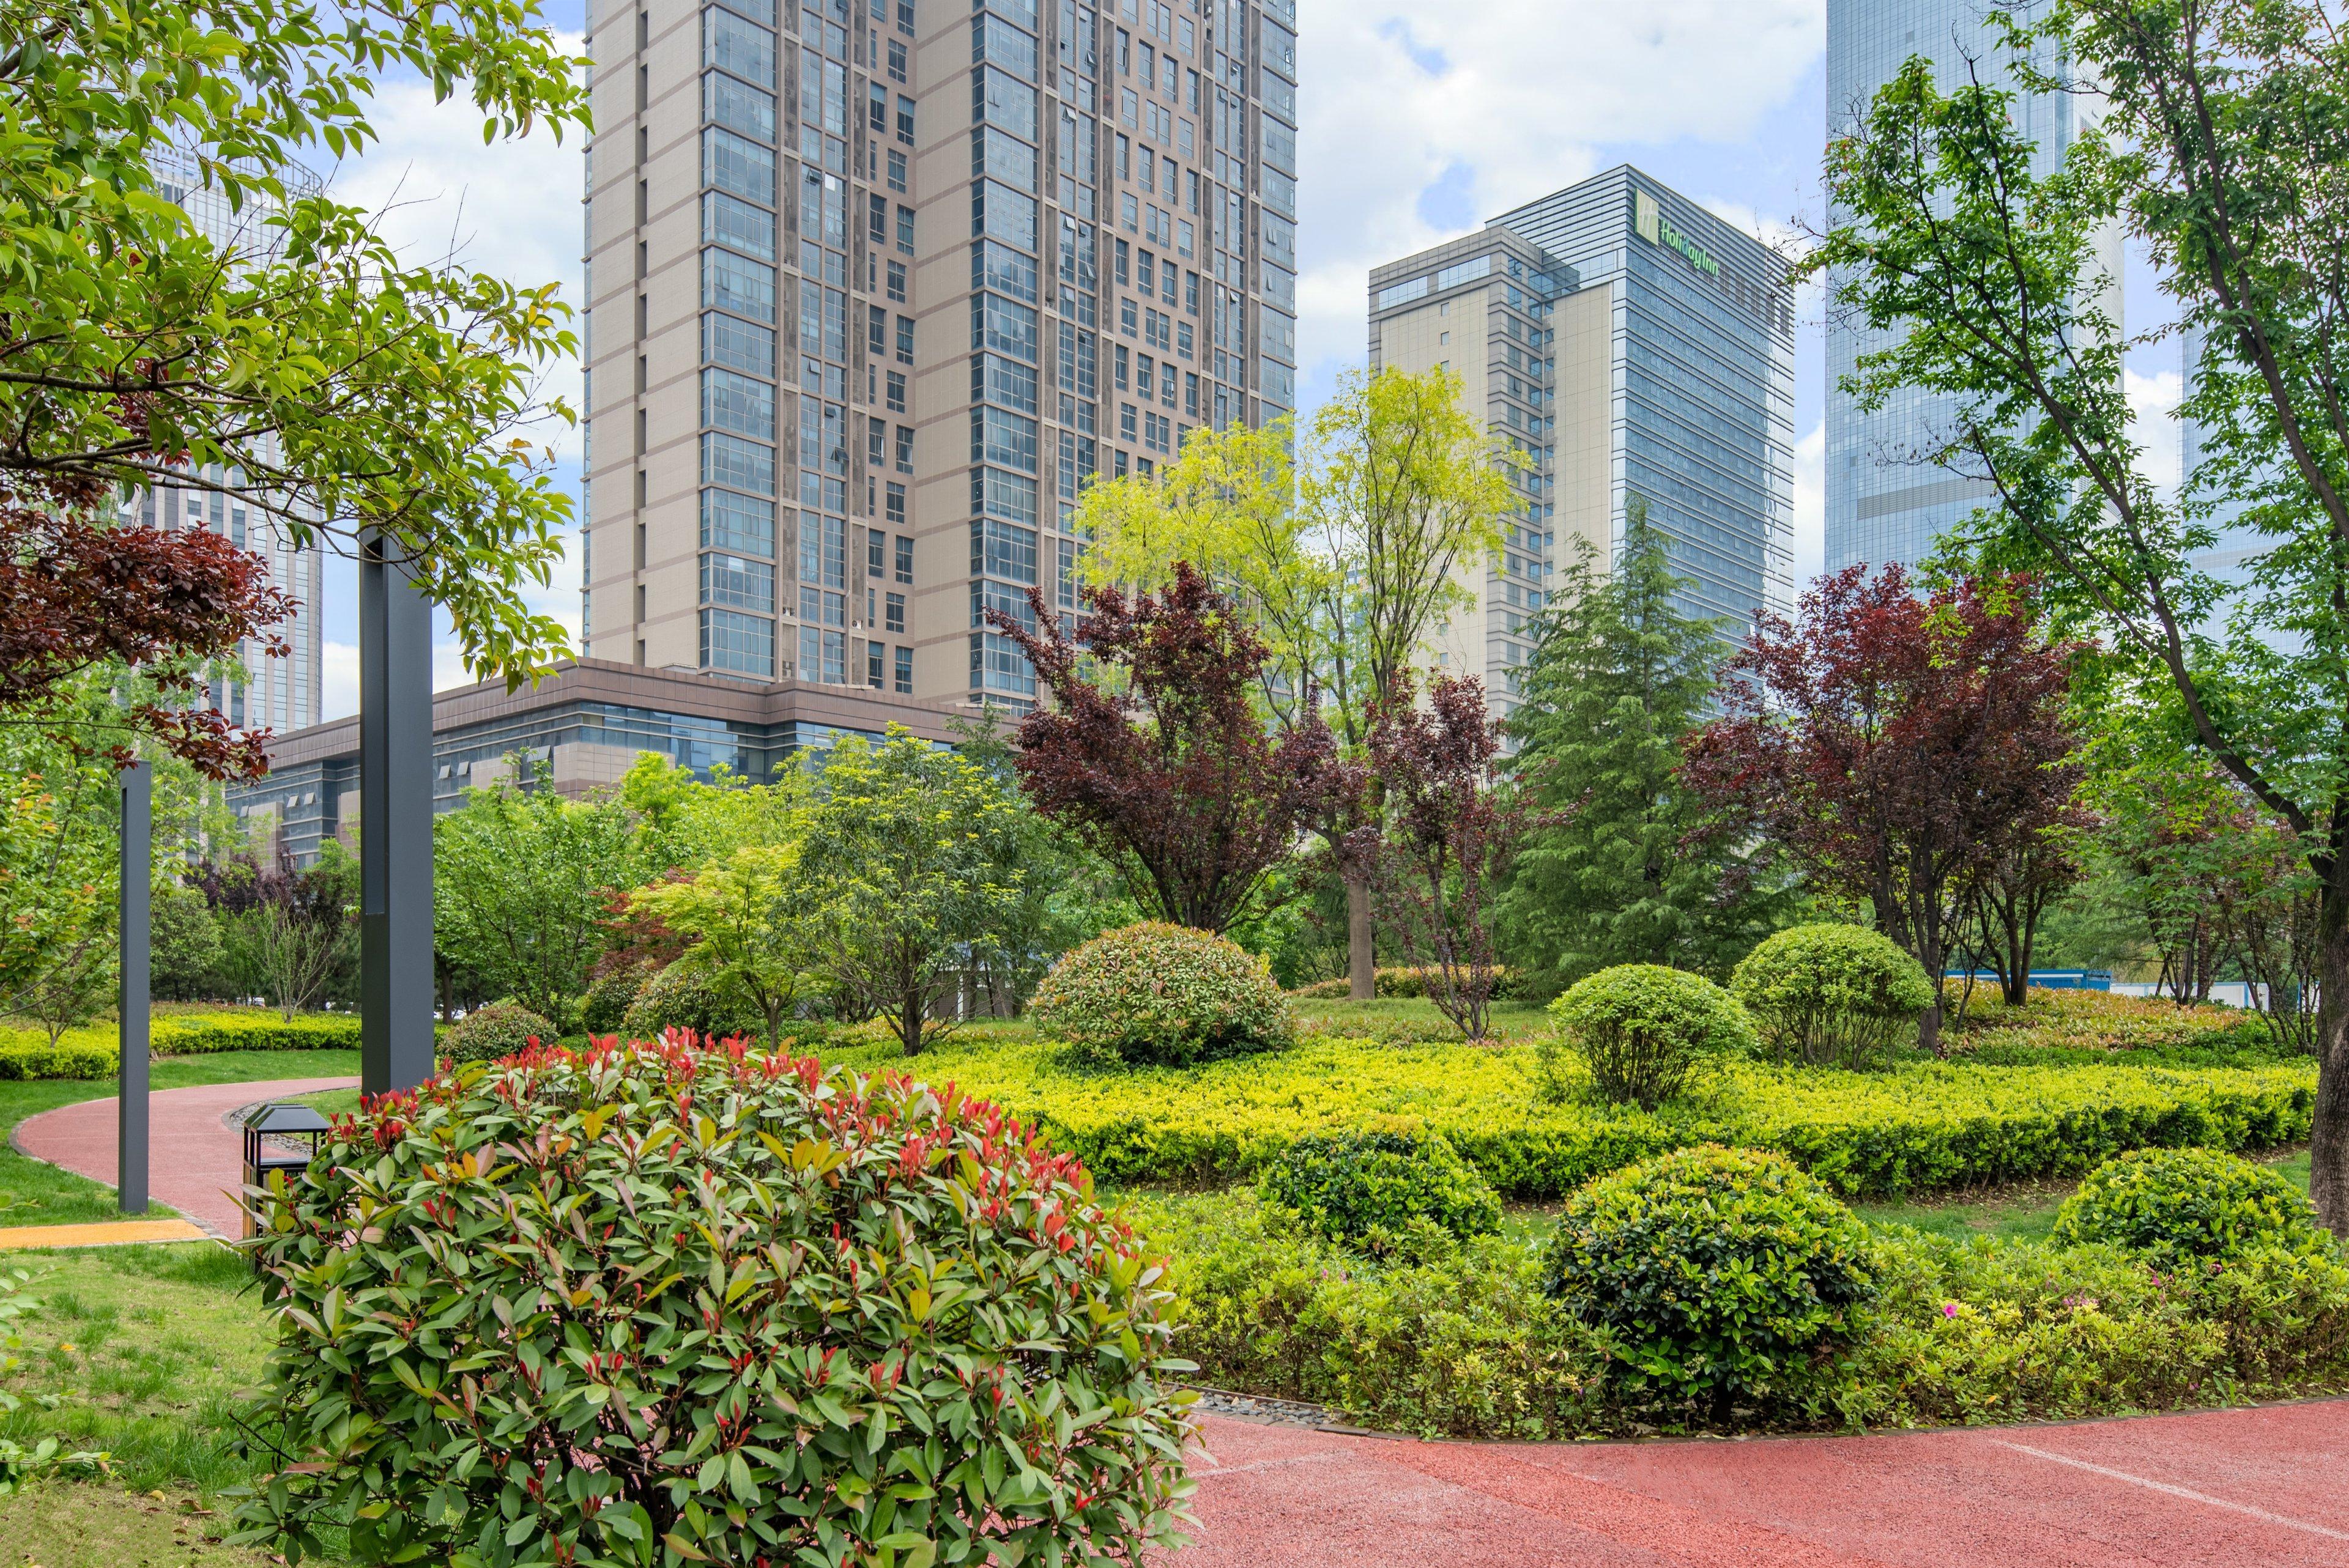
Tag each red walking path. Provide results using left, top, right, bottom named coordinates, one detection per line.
left=15, top=1079, right=2349, bottom=1563
left=1179, top=1400, right=2349, bottom=1566
left=11, top=1075, right=357, bottom=1237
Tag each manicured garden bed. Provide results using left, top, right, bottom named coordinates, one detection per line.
left=812, top=1023, right=2315, bottom=1199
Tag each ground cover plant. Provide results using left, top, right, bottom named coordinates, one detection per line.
left=1258, top=1129, right=1501, bottom=1256
left=239, top=1035, right=1197, bottom=1567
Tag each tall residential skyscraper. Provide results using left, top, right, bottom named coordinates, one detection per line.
left=1825, top=0, right=2110, bottom=572
left=1368, top=167, right=1796, bottom=721
left=579, top=0, right=1297, bottom=712
left=126, top=146, right=327, bottom=733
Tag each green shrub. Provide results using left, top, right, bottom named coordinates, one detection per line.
left=1145, top=1190, right=1603, bottom=1440
left=1291, top=967, right=1521, bottom=1002
left=1545, top=965, right=1756, bottom=1109
left=1732, top=924, right=1934, bottom=1070
left=1545, top=1145, right=1877, bottom=1414
left=1258, top=1129, right=1502, bottom=1256
left=1030, top=920, right=1294, bottom=1067
left=617, top=957, right=762, bottom=1041
left=437, top=1001, right=559, bottom=1066
left=2051, top=1146, right=2329, bottom=1265
left=238, top=1037, right=1193, bottom=1566
left=578, top=968, right=642, bottom=1035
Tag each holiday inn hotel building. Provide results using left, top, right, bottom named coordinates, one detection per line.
left=577, top=0, right=1298, bottom=714
left=1369, top=167, right=1796, bottom=719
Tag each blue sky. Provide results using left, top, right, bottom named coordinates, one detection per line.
left=306, top=0, right=2172, bottom=720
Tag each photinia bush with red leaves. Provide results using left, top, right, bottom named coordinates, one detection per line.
left=234, top=1032, right=1197, bottom=1567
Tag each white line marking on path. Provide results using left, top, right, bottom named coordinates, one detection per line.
left=1994, top=1441, right=2349, bottom=1542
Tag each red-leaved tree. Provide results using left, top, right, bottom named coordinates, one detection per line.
left=1368, top=674, right=1544, bottom=1041
left=1, top=474, right=291, bottom=778
left=1683, top=566, right=2082, bottom=1052
left=988, top=563, right=1333, bottom=934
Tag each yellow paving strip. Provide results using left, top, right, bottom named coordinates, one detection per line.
left=0, top=1218, right=215, bottom=1251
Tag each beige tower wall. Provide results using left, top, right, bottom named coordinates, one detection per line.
left=1549, top=281, right=1615, bottom=575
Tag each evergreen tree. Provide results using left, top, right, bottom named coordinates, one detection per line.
left=1498, top=501, right=1786, bottom=989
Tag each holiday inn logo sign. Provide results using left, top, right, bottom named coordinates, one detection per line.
left=1634, top=191, right=1720, bottom=278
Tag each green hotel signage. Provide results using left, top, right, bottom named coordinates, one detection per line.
left=1633, top=191, right=1721, bottom=278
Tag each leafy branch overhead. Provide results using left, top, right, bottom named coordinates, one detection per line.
left=0, top=0, right=589, bottom=771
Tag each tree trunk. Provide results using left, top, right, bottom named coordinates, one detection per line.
left=2311, top=867, right=2349, bottom=1239
left=1346, top=874, right=1375, bottom=1000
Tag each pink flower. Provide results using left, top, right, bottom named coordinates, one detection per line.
left=1942, top=1303, right=1961, bottom=1319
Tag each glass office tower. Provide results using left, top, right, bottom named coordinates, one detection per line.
left=1371, top=166, right=1796, bottom=720
left=1825, top=0, right=2111, bottom=572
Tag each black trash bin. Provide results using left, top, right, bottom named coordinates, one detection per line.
left=240, top=1102, right=331, bottom=1243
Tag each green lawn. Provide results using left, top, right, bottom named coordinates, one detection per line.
left=0, top=1049, right=360, bottom=1226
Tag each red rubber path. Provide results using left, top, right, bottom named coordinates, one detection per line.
left=1179, top=1401, right=2349, bottom=1566
left=10, top=1076, right=357, bottom=1238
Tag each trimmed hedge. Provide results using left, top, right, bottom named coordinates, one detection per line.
left=0, top=1010, right=363, bottom=1081
left=1291, top=967, right=1523, bottom=1002
left=1260, top=1130, right=1501, bottom=1255
left=894, top=1032, right=2318, bottom=1200
left=1145, top=1186, right=2349, bottom=1439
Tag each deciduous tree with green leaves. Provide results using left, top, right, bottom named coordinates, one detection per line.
left=432, top=762, right=640, bottom=1029
left=629, top=844, right=818, bottom=1049
left=1804, top=0, right=2349, bottom=1227
left=0, top=0, right=589, bottom=766
left=798, top=731, right=1025, bottom=1055
left=1499, top=500, right=1789, bottom=990
left=1075, top=367, right=1521, bottom=995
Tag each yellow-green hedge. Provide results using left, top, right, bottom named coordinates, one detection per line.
left=0, top=1010, right=364, bottom=1081
left=884, top=1033, right=2317, bottom=1199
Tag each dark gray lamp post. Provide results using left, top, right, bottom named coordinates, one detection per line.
left=118, top=760, right=150, bottom=1214
left=358, top=527, right=435, bottom=1095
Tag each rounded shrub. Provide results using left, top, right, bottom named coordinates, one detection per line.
left=578, top=967, right=644, bottom=1035
left=1546, top=1145, right=1877, bottom=1415
left=2052, top=1146, right=2328, bottom=1266
left=1258, top=1128, right=1502, bottom=1255
left=240, top=1037, right=1194, bottom=1565
left=1030, top=921, right=1294, bottom=1067
left=438, top=1001, right=557, bottom=1067
left=618, top=958, right=762, bottom=1042
left=1731, top=923, right=1933, bottom=1070
left=1545, top=964, right=1756, bottom=1109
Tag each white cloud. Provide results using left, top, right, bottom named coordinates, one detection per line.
left=1293, top=0, right=1826, bottom=399
left=310, top=47, right=590, bottom=713
left=1791, top=420, right=1825, bottom=585
left=2128, top=366, right=2182, bottom=501
left=322, top=640, right=359, bottom=724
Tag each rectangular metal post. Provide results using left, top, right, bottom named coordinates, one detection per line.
left=118, top=760, right=150, bottom=1214
left=359, top=529, right=436, bottom=1095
